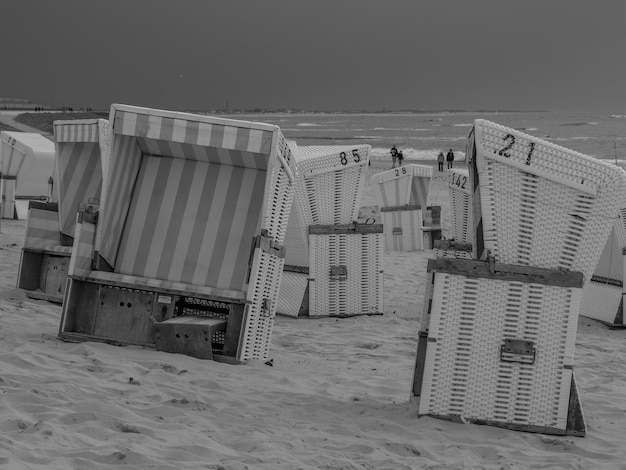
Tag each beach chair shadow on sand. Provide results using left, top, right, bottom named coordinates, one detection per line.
left=58, top=105, right=296, bottom=363
left=17, top=119, right=108, bottom=303
left=412, top=119, right=626, bottom=436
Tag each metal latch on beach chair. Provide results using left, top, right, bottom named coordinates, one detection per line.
left=500, top=339, right=536, bottom=365
left=255, top=231, right=286, bottom=258
left=330, top=265, right=347, bottom=281
left=392, top=227, right=403, bottom=235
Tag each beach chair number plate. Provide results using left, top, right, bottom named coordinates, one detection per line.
left=500, top=339, right=536, bottom=365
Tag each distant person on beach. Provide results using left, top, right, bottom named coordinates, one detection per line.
left=437, top=151, right=444, bottom=171
left=397, top=150, right=404, bottom=166
left=446, top=148, right=455, bottom=169
left=390, top=145, right=399, bottom=168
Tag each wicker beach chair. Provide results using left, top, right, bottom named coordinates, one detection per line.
left=277, top=144, right=382, bottom=317
left=370, top=164, right=441, bottom=251
left=579, top=212, right=626, bottom=327
left=413, top=257, right=586, bottom=436
left=59, top=105, right=297, bottom=362
left=17, top=119, right=108, bottom=303
left=411, top=120, right=626, bottom=435
left=447, top=167, right=473, bottom=244
left=0, top=131, right=55, bottom=219
left=470, top=119, right=626, bottom=281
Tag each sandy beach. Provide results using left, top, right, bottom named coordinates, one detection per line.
left=0, top=158, right=625, bottom=469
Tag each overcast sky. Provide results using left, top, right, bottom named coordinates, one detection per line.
left=2, top=0, right=625, bottom=112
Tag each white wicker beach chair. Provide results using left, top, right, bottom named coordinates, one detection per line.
left=17, top=119, right=109, bottom=303
left=471, top=119, right=626, bottom=284
left=579, top=212, right=626, bottom=326
left=371, top=164, right=440, bottom=251
left=277, top=144, right=370, bottom=317
left=447, top=167, right=473, bottom=244
left=413, top=257, right=586, bottom=436
left=59, top=105, right=296, bottom=362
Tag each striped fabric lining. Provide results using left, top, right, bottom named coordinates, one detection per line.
left=98, top=134, right=143, bottom=264
left=115, top=155, right=266, bottom=291
left=56, top=141, right=103, bottom=238
left=136, top=137, right=267, bottom=170
left=1, top=139, right=27, bottom=176
left=23, top=208, right=60, bottom=249
left=68, top=218, right=96, bottom=278
left=54, top=120, right=100, bottom=143
left=114, top=110, right=273, bottom=156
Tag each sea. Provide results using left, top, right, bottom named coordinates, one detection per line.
left=221, top=110, right=626, bottom=165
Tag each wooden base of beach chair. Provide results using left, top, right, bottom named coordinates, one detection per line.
left=19, top=249, right=71, bottom=304
left=59, top=278, right=247, bottom=359
left=154, top=316, right=228, bottom=360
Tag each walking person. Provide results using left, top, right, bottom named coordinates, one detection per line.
left=390, top=145, right=399, bottom=168
left=397, top=150, right=404, bottom=167
left=437, top=151, right=444, bottom=172
left=446, top=148, right=455, bottom=169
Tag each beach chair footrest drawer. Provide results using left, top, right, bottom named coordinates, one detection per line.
left=154, top=316, right=228, bottom=360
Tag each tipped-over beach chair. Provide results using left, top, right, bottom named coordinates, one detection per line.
left=58, top=105, right=296, bottom=362
left=411, top=120, right=626, bottom=436
left=370, top=164, right=441, bottom=251
left=0, top=131, right=55, bottom=219
left=17, top=119, right=108, bottom=303
left=579, top=212, right=626, bottom=327
left=277, top=144, right=373, bottom=317
left=414, top=257, right=587, bottom=436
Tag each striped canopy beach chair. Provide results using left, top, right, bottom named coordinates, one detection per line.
left=370, top=164, right=440, bottom=251
left=277, top=144, right=373, bottom=317
left=17, top=119, right=109, bottom=303
left=0, top=131, right=55, bottom=219
left=59, top=105, right=297, bottom=362
left=413, top=120, right=626, bottom=435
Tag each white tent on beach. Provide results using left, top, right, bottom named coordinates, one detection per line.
left=0, top=131, right=55, bottom=219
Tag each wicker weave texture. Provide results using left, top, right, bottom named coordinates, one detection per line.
left=419, top=272, right=581, bottom=430
left=474, top=120, right=626, bottom=283
left=276, top=271, right=308, bottom=317
left=283, top=145, right=370, bottom=267
left=382, top=209, right=423, bottom=251
left=239, top=142, right=296, bottom=360
left=308, top=232, right=383, bottom=316
left=579, top=281, right=623, bottom=325
left=448, top=168, right=473, bottom=243
left=371, top=164, right=432, bottom=209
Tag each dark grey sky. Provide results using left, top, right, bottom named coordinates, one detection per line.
left=2, top=0, right=625, bottom=112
